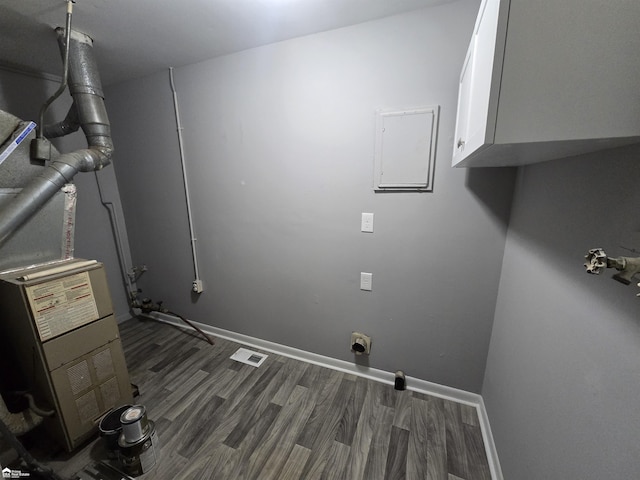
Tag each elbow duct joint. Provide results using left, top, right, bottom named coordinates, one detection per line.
left=0, top=27, right=112, bottom=247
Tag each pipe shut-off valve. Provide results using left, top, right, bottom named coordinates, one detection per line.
left=584, top=248, right=640, bottom=296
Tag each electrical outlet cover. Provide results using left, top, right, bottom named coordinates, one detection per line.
left=361, top=213, right=374, bottom=233
left=360, top=272, right=372, bottom=291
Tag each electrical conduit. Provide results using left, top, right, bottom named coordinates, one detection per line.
left=169, top=67, right=202, bottom=289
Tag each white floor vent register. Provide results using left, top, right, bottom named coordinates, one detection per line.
left=230, top=348, right=268, bottom=367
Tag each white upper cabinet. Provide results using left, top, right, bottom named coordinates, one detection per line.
left=452, top=0, right=640, bottom=167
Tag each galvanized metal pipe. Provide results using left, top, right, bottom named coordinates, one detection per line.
left=0, top=28, right=112, bottom=246
left=0, top=159, right=77, bottom=245
left=43, top=101, right=80, bottom=138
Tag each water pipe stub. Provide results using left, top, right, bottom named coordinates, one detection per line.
left=351, top=332, right=371, bottom=355
left=353, top=338, right=366, bottom=353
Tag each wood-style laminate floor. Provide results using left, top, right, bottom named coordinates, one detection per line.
left=41, top=318, right=492, bottom=480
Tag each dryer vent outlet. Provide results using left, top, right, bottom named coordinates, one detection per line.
left=351, top=332, right=371, bottom=355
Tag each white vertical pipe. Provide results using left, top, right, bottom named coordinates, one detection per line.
left=94, top=170, right=136, bottom=299
left=169, top=67, right=201, bottom=283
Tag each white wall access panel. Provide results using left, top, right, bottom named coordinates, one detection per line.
left=374, top=106, right=439, bottom=191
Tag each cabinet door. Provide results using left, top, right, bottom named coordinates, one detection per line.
left=452, top=40, right=475, bottom=165
left=452, top=0, right=504, bottom=166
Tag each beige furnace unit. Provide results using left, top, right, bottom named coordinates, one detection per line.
left=0, top=259, right=132, bottom=451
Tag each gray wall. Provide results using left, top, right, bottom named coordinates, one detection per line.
left=107, top=0, right=515, bottom=393
left=482, top=145, right=640, bottom=478
left=0, top=68, right=132, bottom=321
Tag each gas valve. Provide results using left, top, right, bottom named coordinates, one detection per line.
left=584, top=247, right=640, bottom=294
left=584, top=248, right=607, bottom=274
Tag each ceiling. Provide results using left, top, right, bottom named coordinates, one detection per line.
left=0, top=0, right=452, bottom=86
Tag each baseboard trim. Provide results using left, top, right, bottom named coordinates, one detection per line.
left=141, top=312, right=502, bottom=479
left=476, top=397, right=504, bottom=480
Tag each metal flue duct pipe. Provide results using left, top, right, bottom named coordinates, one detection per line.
left=0, top=28, right=113, bottom=246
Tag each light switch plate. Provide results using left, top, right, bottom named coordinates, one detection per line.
left=361, top=213, right=374, bottom=233
left=360, top=272, right=373, bottom=291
